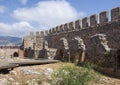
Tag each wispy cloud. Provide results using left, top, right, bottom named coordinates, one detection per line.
left=13, top=0, right=86, bottom=28
left=0, top=5, right=5, bottom=13
left=0, top=21, right=35, bottom=37
left=19, top=0, right=28, bottom=5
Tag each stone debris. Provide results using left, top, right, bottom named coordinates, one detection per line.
left=0, top=78, right=8, bottom=85
left=19, top=66, right=40, bottom=75
left=25, top=79, right=41, bottom=85
left=44, top=68, right=53, bottom=80
left=8, top=77, right=15, bottom=82
left=10, top=70, right=17, bottom=75
left=100, top=77, right=114, bottom=84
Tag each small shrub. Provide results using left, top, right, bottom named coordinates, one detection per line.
left=104, top=51, right=110, bottom=57
left=83, top=62, right=97, bottom=69
left=51, top=64, right=99, bottom=85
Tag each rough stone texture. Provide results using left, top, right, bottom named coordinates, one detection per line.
left=69, top=22, right=75, bottom=31
left=75, top=19, right=81, bottom=30
left=0, top=78, right=8, bottom=85
left=23, top=32, right=35, bottom=50
left=35, top=32, right=43, bottom=50
left=45, top=21, right=120, bottom=68
left=87, top=34, right=113, bottom=67
left=23, top=31, right=44, bottom=58
left=45, top=30, right=49, bottom=36
left=23, top=7, right=120, bottom=69
left=43, top=41, right=57, bottom=59
left=0, top=46, right=23, bottom=59
left=90, top=14, right=98, bottom=27
left=64, top=23, right=69, bottom=32
left=52, top=28, right=56, bottom=34
left=82, top=17, right=89, bottom=29
left=70, top=37, right=86, bottom=63
left=60, top=25, right=64, bottom=32
left=100, top=11, right=108, bottom=25
left=49, top=29, right=52, bottom=34
left=90, top=34, right=110, bottom=52
left=111, top=7, right=120, bottom=21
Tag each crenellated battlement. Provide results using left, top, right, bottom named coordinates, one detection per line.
left=23, top=6, right=120, bottom=70
left=27, top=7, right=120, bottom=37
left=42, top=6, right=120, bottom=35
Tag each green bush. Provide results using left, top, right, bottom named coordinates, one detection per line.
left=51, top=64, right=99, bottom=85
left=81, top=62, right=97, bottom=69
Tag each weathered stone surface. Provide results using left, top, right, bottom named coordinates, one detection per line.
left=23, top=7, right=120, bottom=69
left=19, top=66, right=40, bottom=75
left=59, top=25, right=64, bottom=32
left=100, top=11, right=108, bottom=25
left=64, top=23, right=69, bottom=32
left=70, top=37, right=86, bottom=63
left=45, top=30, right=49, bottom=36
left=90, top=14, right=98, bottom=27
left=111, top=7, right=120, bottom=21
left=75, top=19, right=81, bottom=30
left=69, top=22, right=75, bottom=31
left=82, top=17, right=89, bottom=29
left=52, top=28, right=56, bottom=33
left=0, top=78, right=8, bottom=85
left=55, top=26, right=60, bottom=33
left=59, top=38, right=69, bottom=50
left=90, top=34, right=110, bottom=52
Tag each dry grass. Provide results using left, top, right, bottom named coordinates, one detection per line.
left=0, top=62, right=120, bottom=85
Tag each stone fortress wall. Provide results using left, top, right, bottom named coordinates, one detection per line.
left=0, top=46, right=24, bottom=59
left=23, top=7, right=120, bottom=70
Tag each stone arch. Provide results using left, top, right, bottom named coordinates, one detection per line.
left=59, top=38, right=69, bottom=50
left=90, top=34, right=110, bottom=52
left=90, top=34, right=112, bottom=66
left=13, top=52, right=19, bottom=57
left=71, top=36, right=86, bottom=63
left=56, top=37, right=69, bottom=61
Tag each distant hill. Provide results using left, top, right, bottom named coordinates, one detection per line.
left=0, top=36, right=22, bottom=46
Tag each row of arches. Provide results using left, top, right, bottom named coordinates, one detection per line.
left=55, top=34, right=120, bottom=71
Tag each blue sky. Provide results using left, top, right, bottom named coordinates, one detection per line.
left=0, top=0, right=119, bottom=37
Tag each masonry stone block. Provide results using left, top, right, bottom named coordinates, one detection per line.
left=69, top=22, right=75, bottom=31
left=23, top=7, right=120, bottom=69
left=45, top=30, right=49, bottom=36
left=49, top=29, right=52, bottom=34
left=111, top=7, right=120, bottom=21
left=100, top=11, right=108, bottom=25
left=90, top=14, right=98, bottom=27
left=82, top=17, right=89, bottom=29
left=64, top=23, right=69, bottom=32
left=119, top=15, right=120, bottom=21
left=40, top=31, right=44, bottom=37
left=36, top=32, right=40, bottom=36
left=52, top=28, right=56, bottom=33
left=60, top=25, right=64, bottom=32
left=55, top=26, right=60, bottom=33
left=30, top=32, right=34, bottom=36
left=75, top=20, right=81, bottom=30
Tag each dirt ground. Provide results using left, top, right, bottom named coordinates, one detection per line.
left=0, top=62, right=120, bottom=85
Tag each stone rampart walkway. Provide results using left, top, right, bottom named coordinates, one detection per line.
left=0, top=58, right=59, bottom=70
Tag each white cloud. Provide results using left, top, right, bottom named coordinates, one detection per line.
left=13, top=0, right=86, bottom=28
left=19, top=0, right=28, bottom=5
left=0, top=5, right=5, bottom=13
left=0, top=21, right=36, bottom=37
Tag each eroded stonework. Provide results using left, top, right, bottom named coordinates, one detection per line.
left=23, top=7, right=120, bottom=70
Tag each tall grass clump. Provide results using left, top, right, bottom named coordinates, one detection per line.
left=51, top=63, right=100, bottom=85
